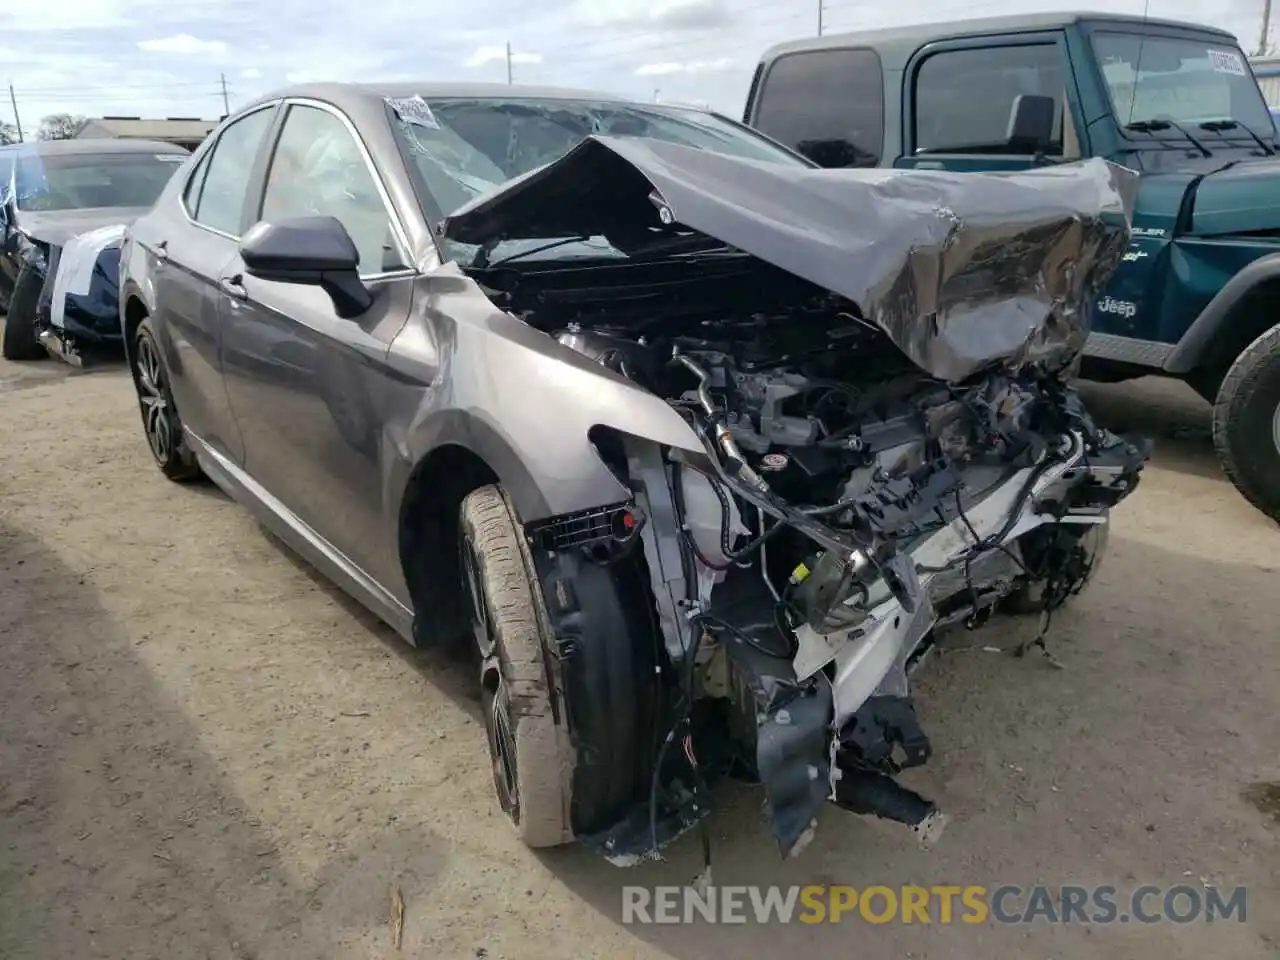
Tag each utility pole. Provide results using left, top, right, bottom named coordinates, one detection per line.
left=1259, top=0, right=1274, bottom=57
left=817, top=0, right=823, bottom=36
left=219, top=73, right=230, bottom=116
left=8, top=83, right=23, bottom=142
left=506, top=41, right=513, bottom=84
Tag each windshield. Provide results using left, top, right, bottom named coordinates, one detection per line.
left=389, top=96, right=808, bottom=265
left=1092, top=32, right=1274, bottom=135
left=394, top=97, right=807, bottom=213
left=12, top=152, right=186, bottom=211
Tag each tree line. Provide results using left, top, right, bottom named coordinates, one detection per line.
left=0, top=113, right=89, bottom=145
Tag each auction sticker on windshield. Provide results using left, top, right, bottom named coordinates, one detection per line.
left=386, top=95, right=441, bottom=130
left=1208, top=49, right=1248, bottom=76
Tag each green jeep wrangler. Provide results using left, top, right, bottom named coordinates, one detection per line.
left=746, top=11, right=1280, bottom=520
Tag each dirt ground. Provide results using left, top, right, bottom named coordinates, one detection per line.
left=0, top=352, right=1277, bottom=960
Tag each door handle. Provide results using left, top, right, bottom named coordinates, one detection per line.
left=219, top=274, right=248, bottom=300
left=153, top=239, right=168, bottom=261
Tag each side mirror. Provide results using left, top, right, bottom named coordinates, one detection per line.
left=239, top=215, right=373, bottom=319
left=1006, top=94, right=1056, bottom=156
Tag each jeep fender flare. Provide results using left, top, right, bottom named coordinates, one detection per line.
left=1164, top=251, right=1280, bottom=374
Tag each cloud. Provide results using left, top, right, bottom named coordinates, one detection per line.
left=463, top=44, right=543, bottom=68
left=636, top=57, right=733, bottom=76
left=137, top=33, right=228, bottom=55
left=240, top=67, right=263, bottom=79
left=576, top=0, right=733, bottom=31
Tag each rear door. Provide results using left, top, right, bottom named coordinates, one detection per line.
left=154, top=103, right=279, bottom=464
left=746, top=47, right=887, bottom=168
left=219, top=99, right=416, bottom=587
left=896, top=33, right=1086, bottom=172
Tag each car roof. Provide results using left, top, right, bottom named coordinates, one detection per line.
left=1, top=138, right=189, bottom=157
left=759, top=11, right=1238, bottom=72
left=239, top=81, right=640, bottom=116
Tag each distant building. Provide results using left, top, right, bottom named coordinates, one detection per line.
left=1250, top=56, right=1280, bottom=107
left=74, top=116, right=221, bottom=151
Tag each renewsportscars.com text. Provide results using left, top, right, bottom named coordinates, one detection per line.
left=621, top=884, right=1247, bottom=925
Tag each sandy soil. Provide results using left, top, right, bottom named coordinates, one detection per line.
left=1, top=353, right=1277, bottom=959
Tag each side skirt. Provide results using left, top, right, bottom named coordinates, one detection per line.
left=185, top=429, right=416, bottom=642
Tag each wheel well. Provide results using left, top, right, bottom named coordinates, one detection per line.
left=123, top=296, right=148, bottom=367
left=398, top=445, right=500, bottom=646
left=1195, top=278, right=1280, bottom=375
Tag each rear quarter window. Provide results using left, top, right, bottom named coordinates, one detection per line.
left=752, top=48, right=884, bottom=168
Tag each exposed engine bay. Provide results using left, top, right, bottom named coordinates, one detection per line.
left=441, top=140, right=1149, bottom=867
left=545, top=320, right=1148, bottom=864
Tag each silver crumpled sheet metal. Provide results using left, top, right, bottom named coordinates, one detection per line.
left=443, top=137, right=1138, bottom=383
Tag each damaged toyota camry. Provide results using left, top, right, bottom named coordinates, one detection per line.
left=118, top=82, right=1150, bottom=866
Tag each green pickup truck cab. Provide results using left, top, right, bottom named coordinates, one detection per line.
left=745, top=11, right=1280, bottom=520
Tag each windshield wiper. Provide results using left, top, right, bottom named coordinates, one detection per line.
left=484, top=235, right=593, bottom=268
left=1125, top=119, right=1212, bottom=158
left=1198, top=118, right=1276, bottom=156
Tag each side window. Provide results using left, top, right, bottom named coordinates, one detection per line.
left=914, top=43, right=1071, bottom=156
left=181, top=146, right=214, bottom=217
left=753, top=49, right=884, bottom=168
left=260, top=104, right=407, bottom=275
left=192, top=107, right=275, bottom=236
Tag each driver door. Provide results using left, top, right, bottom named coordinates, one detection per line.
left=220, top=100, right=416, bottom=591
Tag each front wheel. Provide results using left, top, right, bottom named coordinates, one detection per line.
left=459, top=485, right=574, bottom=848
left=132, top=317, right=203, bottom=482
left=1, top=263, right=48, bottom=361
left=1212, top=324, right=1280, bottom=522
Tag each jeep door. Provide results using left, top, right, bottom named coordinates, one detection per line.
left=218, top=99, right=416, bottom=597
left=895, top=33, right=1087, bottom=173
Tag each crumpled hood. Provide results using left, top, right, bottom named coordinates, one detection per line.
left=1187, top=156, right=1280, bottom=236
left=442, top=137, right=1137, bottom=383
left=15, top=206, right=148, bottom=247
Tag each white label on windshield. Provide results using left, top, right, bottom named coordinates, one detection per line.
left=386, top=95, right=440, bottom=130
left=1208, top=50, right=1247, bottom=76
left=155, top=154, right=187, bottom=162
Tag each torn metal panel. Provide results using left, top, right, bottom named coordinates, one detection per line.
left=442, top=136, right=1138, bottom=382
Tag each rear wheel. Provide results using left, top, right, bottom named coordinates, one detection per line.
left=459, top=485, right=573, bottom=848
left=132, top=317, right=202, bottom=482
left=1212, top=324, right=1280, bottom=521
left=1, top=263, right=47, bottom=361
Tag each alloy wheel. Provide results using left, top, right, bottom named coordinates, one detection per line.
left=135, top=336, right=172, bottom=464
left=460, top=536, right=521, bottom=821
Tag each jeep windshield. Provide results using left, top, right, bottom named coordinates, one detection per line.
left=389, top=96, right=810, bottom=267
left=12, top=152, right=186, bottom=211
left=1092, top=33, right=1275, bottom=138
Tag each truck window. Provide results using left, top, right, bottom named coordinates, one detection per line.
left=753, top=48, right=883, bottom=167
left=914, top=43, right=1073, bottom=156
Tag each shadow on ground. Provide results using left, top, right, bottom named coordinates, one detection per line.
left=0, top=523, right=449, bottom=960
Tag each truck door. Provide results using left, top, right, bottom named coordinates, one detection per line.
left=744, top=47, right=887, bottom=169
left=896, top=33, right=1087, bottom=173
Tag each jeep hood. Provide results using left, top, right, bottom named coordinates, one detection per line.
left=1187, top=157, right=1280, bottom=236
left=14, top=206, right=148, bottom=247
left=442, top=137, right=1137, bottom=382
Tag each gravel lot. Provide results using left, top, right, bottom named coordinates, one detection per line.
left=1, top=352, right=1277, bottom=960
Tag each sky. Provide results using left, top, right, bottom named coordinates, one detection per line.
left=0, top=0, right=1271, bottom=134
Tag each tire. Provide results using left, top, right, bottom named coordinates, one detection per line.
left=459, top=485, right=573, bottom=848
left=1002, top=522, right=1110, bottom=615
left=1, top=262, right=48, bottom=361
left=1212, top=324, right=1280, bottom=521
left=132, top=317, right=203, bottom=482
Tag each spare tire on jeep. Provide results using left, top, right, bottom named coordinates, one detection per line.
left=1212, top=323, right=1280, bottom=522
